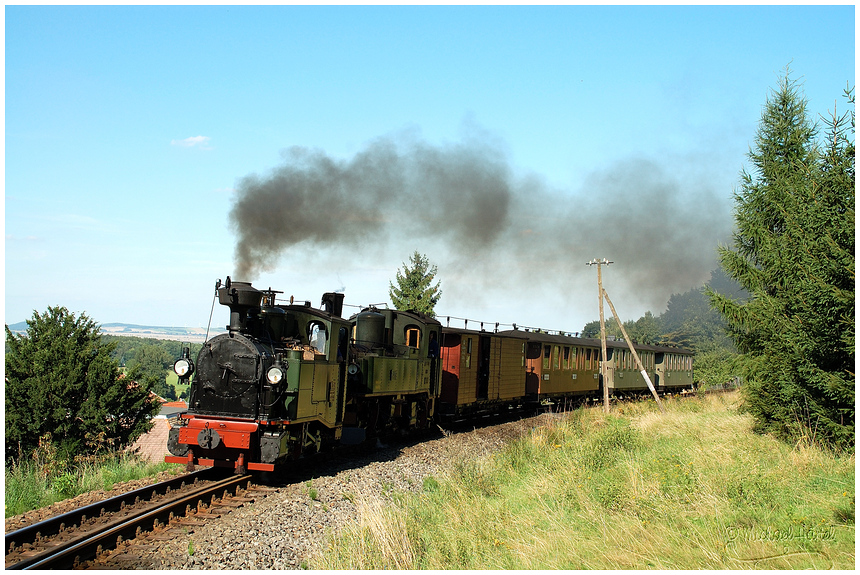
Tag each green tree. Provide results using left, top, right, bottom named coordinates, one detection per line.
left=580, top=318, right=622, bottom=340
left=581, top=314, right=659, bottom=344
left=389, top=251, right=443, bottom=317
left=708, top=73, right=855, bottom=450
left=5, top=307, right=160, bottom=460
left=625, top=311, right=662, bottom=345
left=660, top=270, right=740, bottom=351
left=580, top=320, right=600, bottom=339
left=102, top=335, right=202, bottom=370
left=579, top=319, right=600, bottom=339
left=127, top=343, right=176, bottom=400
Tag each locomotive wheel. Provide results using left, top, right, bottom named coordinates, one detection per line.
left=366, top=399, right=380, bottom=438
left=417, top=398, right=429, bottom=429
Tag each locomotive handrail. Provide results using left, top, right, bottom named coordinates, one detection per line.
left=440, top=315, right=582, bottom=338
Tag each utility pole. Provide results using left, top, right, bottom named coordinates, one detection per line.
left=602, top=288, right=666, bottom=413
left=586, top=258, right=612, bottom=413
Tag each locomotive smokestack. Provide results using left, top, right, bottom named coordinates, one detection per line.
left=218, top=277, right=263, bottom=333
left=321, top=292, right=345, bottom=318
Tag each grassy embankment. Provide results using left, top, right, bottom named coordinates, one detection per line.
left=5, top=447, right=180, bottom=518
left=314, top=392, right=855, bottom=569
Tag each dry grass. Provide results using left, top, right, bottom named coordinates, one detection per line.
left=314, top=391, right=855, bottom=570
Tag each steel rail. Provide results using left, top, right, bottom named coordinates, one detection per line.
left=5, top=468, right=215, bottom=554
left=8, top=473, right=252, bottom=570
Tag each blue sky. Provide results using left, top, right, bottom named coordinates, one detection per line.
left=5, top=5, right=855, bottom=334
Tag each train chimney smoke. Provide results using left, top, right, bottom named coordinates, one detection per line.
left=230, top=129, right=512, bottom=281
left=229, top=128, right=731, bottom=314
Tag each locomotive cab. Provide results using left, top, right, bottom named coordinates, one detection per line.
left=342, top=308, right=442, bottom=437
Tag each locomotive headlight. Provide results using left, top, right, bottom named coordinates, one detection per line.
left=266, top=365, right=285, bottom=385
left=173, top=358, right=194, bottom=378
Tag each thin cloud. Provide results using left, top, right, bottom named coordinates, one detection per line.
left=41, top=213, right=120, bottom=234
left=6, top=234, right=41, bottom=241
left=171, top=135, right=212, bottom=149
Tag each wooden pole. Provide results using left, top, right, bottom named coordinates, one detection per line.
left=597, top=264, right=610, bottom=414
left=602, top=287, right=666, bottom=413
left=587, top=258, right=612, bottom=414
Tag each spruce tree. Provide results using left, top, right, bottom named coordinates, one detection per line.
left=389, top=251, right=442, bottom=317
left=5, top=307, right=160, bottom=460
left=708, top=73, right=855, bottom=450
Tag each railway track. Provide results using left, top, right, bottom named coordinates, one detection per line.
left=5, top=469, right=271, bottom=570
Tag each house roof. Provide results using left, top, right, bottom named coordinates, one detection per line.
left=162, top=400, right=188, bottom=409
left=159, top=400, right=187, bottom=418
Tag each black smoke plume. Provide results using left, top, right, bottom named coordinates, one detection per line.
left=229, top=130, right=731, bottom=316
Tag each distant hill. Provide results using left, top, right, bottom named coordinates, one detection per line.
left=6, top=321, right=225, bottom=343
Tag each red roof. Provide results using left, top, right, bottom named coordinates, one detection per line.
left=162, top=400, right=188, bottom=409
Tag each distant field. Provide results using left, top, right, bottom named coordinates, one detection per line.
left=8, top=322, right=225, bottom=344
left=100, top=324, right=224, bottom=344
left=165, top=371, right=190, bottom=401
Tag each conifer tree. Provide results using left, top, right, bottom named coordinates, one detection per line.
left=389, top=251, right=442, bottom=317
left=708, top=73, right=855, bottom=450
left=5, top=307, right=160, bottom=460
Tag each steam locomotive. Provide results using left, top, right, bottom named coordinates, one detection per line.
left=165, top=278, right=693, bottom=473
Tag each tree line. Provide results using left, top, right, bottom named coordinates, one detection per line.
left=391, top=73, right=854, bottom=451
left=578, top=71, right=854, bottom=450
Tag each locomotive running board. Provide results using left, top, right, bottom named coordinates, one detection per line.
left=164, top=455, right=274, bottom=472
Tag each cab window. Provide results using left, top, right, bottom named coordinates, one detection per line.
left=405, top=326, right=421, bottom=348
left=308, top=321, right=327, bottom=354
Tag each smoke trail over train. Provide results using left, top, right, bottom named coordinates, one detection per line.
left=229, top=129, right=731, bottom=317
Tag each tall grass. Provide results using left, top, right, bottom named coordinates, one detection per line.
left=5, top=436, right=180, bottom=518
left=314, top=392, right=855, bottom=569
